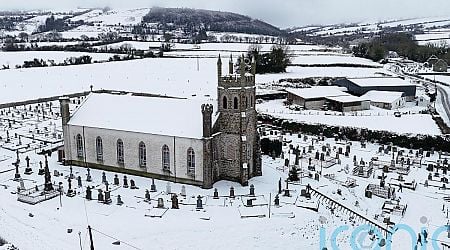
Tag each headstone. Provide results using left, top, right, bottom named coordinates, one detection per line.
left=97, top=189, right=104, bottom=202
left=171, top=194, right=179, bottom=209
left=196, top=195, right=203, bottom=209
left=180, top=185, right=186, bottom=197
left=145, top=190, right=151, bottom=201
left=43, top=159, right=53, bottom=191
left=130, top=179, right=137, bottom=189
left=157, top=198, right=164, bottom=208
left=114, top=174, right=119, bottom=185
left=19, top=178, right=25, bottom=191
left=24, top=156, right=32, bottom=175
left=150, top=178, right=157, bottom=192
left=246, top=199, right=253, bottom=207
left=53, top=170, right=60, bottom=177
left=86, top=186, right=92, bottom=200
left=77, top=176, right=82, bottom=187
left=102, top=172, right=107, bottom=183
left=14, top=162, right=21, bottom=180
left=278, top=178, right=282, bottom=194
left=166, top=182, right=171, bottom=194
left=117, top=195, right=123, bottom=206
left=67, top=178, right=75, bottom=197
left=213, top=188, right=219, bottom=199
left=249, top=184, right=255, bottom=196
left=123, top=176, right=129, bottom=188
left=229, top=187, right=235, bottom=198
left=86, top=168, right=92, bottom=182
left=104, top=190, right=112, bottom=204
left=69, top=166, right=74, bottom=179
left=274, top=194, right=280, bottom=206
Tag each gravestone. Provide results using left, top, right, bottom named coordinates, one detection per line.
left=24, top=156, right=32, bottom=175
left=171, top=194, right=179, bottom=209
left=77, top=176, right=82, bottom=187
left=117, top=195, right=124, bottom=206
left=150, top=178, right=157, bottom=192
left=274, top=194, right=280, bottom=206
left=196, top=195, right=203, bottom=209
left=123, top=176, right=129, bottom=188
left=104, top=190, right=112, bottom=204
left=213, top=188, right=219, bottom=199
left=86, top=186, right=92, bottom=200
left=114, top=174, right=119, bottom=185
left=67, top=178, right=75, bottom=197
left=97, top=189, right=104, bottom=202
left=249, top=184, right=255, bottom=196
left=278, top=178, right=282, bottom=194
left=19, top=178, right=25, bottom=191
left=69, top=166, right=74, bottom=179
left=157, top=198, right=164, bottom=208
left=145, top=190, right=151, bottom=201
left=130, top=179, right=137, bottom=189
left=53, top=170, right=60, bottom=177
left=180, top=185, right=186, bottom=197
left=229, top=187, right=235, bottom=198
left=166, top=182, right=171, bottom=194
left=247, top=199, right=253, bottom=207
left=86, top=168, right=92, bottom=182
left=102, top=172, right=107, bottom=183
left=13, top=162, right=21, bottom=181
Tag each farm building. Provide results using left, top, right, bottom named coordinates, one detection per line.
left=361, top=90, right=405, bottom=110
left=286, top=86, right=349, bottom=110
left=333, top=77, right=416, bottom=101
left=325, top=95, right=370, bottom=112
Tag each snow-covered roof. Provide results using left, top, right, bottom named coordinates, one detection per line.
left=348, top=77, right=415, bottom=87
left=68, top=93, right=214, bottom=139
left=361, top=90, right=403, bottom=103
left=286, top=86, right=349, bottom=99
left=326, top=95, right=369, bottom=103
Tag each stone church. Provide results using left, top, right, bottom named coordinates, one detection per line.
left=60, top=56, right=262, bottom=188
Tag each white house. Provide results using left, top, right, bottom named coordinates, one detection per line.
left=361, top=90, right=405, bottom=110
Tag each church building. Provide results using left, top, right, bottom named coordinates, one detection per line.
left=60, top=56, right=262, bottom=188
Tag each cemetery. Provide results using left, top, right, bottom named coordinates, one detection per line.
left=1, top=99, right=450, bottom=249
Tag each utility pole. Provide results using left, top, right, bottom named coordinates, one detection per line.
left=88, top=225, right=94, bottom=250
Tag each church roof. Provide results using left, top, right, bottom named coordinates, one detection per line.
left=68, top=93, right=214, bottom=139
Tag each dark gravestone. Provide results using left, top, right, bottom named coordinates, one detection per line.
left=274, top=194, right=280, bottom=206
left=130, top=179, right=137, bottom=189
left=77, top=176, right=82, bottom=187
left=213, top=188, right=219, bottom=199
left=117, top=195, right=123, bottom=206
left=196, top=195, right=203, bottom=209
left=278, top=178, right=282, bottom=194
left=171, top=194, right=179, bottom=209
left=104, top=190, right=112, bottom=204
left=86, top=186, right=92, bottom=200
left=150, top=178, right=157, bottom=192
left=246, top=199, right=253, bottom=207
left=123, top=176, right=129, bottom=188
left=97, top=189, right=104, bottom=202
left=145, top=190, right=151, bottom=201
left=38, top=161, right=45, bottom=175
left=157, top=198, right=164, bottom=208
left=102, top=172, right=107, bottom=184
left=86, top=168, right=92, bottom=182
left=24, top=156, right=32, bottom=175
left=114, top=174, right=119, bottom=185
left=229, top=187, right=235, bottom=198
left=249, top=184, right=255, bottom=196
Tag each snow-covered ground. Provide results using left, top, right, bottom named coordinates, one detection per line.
left=0, top=51, right=116, bottom=68
left=0, top=104, right=449, bottom=249
left=258, top=99, right=441, bottom=136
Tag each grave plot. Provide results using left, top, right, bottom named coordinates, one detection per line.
left=238, top=205, right=267, bottom=218
left=388, top=174, right=417, bottom=190
left=382, top=200, right=407, bottom=217
left=352, top=158, right=374, bottom=178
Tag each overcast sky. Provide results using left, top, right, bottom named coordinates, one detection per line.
left=1, top=0, right=450, bottom=28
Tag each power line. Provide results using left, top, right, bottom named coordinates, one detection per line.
left=90, top=227, right=143, bottom=250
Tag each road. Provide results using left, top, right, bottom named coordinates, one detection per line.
left=437, top=84, right=450, bottom=122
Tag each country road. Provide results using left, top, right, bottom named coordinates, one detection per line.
left=437, top=84, right=450, bottom=123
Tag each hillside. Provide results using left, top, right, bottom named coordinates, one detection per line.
left=142, top=7, right=284, bottom=37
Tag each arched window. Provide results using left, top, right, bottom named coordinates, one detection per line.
left=222, top=96, right=228, bottom=109
left=244, top=96, right=248, bottom=108
left=76, top=134, right=83, bottom=159
left=234, top=97, right=239, bottom=109
left=162, top=145, right=170, bottom=171
left=187, top=148, right=195, bottom=177
left=139, top=142, right=146, bottom=167
left=96, top=136, right=103, bottom=162
left=117, top=139, right=124, bottom=165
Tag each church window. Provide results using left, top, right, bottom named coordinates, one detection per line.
left=139, top=142, right=146, bottom=167
left=117, top=139, right=124, bottom=164
left=76, top=134, right=83, bottom=159
left=244, top=96, right=248, bottom=108
left=162, top=145, right=170, bottom=170
left=96, top=136, right=103, bottom=162
left=187, top=148, right=195, bottom=177
left=223, top=96, right=228, bottom=109
left=234, top=97, right=239, bottom=109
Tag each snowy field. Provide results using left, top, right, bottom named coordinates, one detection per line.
left=0, top=52, right=116, bottom=68
left=290, top=55, right=381, bottom=66
left=0, top=104, right=449, bottom=249
left=258, top=99, right=441, bottom=136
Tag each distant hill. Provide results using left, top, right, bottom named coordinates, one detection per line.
left=142, top=7, right=284, bottom=37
